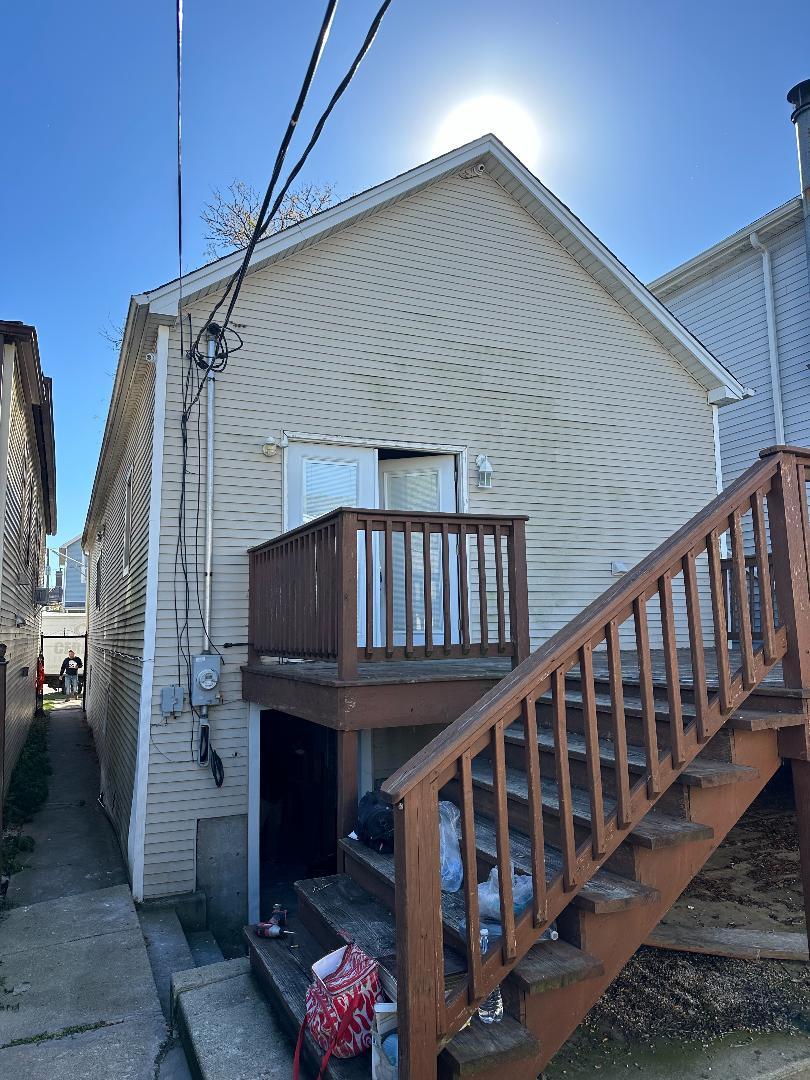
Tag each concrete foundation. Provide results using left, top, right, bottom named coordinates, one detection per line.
left=195, top=814, right=248, bottom=957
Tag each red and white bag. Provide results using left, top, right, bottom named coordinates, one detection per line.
left=293, top=942, right=382, bottom=1079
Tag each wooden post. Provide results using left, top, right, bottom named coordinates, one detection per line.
left=791, top=759, right=810, bottom=942
left=764, top=451, right=810, bottom=690
left=335, top=728, right=358, bottom=871
left=394, top=785, right=441, bottom=1079
left=336, top=511, right=358, bottom=680
left=507, top=518, right=531, bottom=667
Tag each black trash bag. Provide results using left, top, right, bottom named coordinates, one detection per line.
left=354, top=791, right=395, bottom=854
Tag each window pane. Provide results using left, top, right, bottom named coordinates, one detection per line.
left=383, top=469, right=440, bottom=512
left=303, top=459, right=358, bottom=523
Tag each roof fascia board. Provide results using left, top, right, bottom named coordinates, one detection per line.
left=651, top=198, right=803, bottom=298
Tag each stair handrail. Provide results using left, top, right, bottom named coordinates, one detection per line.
left=382, top=446, right=810, bottom=1079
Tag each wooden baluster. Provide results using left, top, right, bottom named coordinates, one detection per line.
left=459, top=752, right=483, bottom=1002
left=394, top=785, right=443, bottom=1077
left=521, top=693, right=547, bottom=925
left=658, top=572, right=686, bottom=768
left=507, top=518, right=531, bottom=667
left=459, top=524, right=471, bottom=655
left=441, top=524, right=452, bottom=655
left=476, top=527, right=489, bottom=656
left=552, top=668, right=577, bottom=890
left=491, top=720, right=516, bottom=959
left=336, top=513, right=358, bottom=679
left=633, top=596, right=661, bottom=797
left=579, top=643, right=606, bottom=857
left=494, top=524, right=506, bottom=653
left=706, top=530, right=732, bottom=713
left=404, top=520, right=414, bottom=658
left=606, top=619, right=632, bottom=829
left=751, top=489, right=777, bottom=665
left=730, top=509, right=756, bottom=690
left=384, top=520, right=394, bottom=659
left=683, top=550, right=709, bottom=741
left=364, top=521, right=374, bottom=659
left=423, top=523, right=433, bottom=656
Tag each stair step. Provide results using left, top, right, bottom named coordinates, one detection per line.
left=469, top=759, right=714, bottom=849
left=547, top=685, right=803, bottom=735
left=137, top=906, right=195, bottom=1019
left=510, top=937, right=604, bottom=995
left=438, top=1014, right=540, bottom=1078
left=342, top=826, right=657, bottom=916
left=186, top=929, right=225, bottom=967
left=247, top=924, right=368, bottom=1079
left=509, top=726, right=759, bottom=788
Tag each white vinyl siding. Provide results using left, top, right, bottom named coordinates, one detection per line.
left=0, top=360, right=47, bottom=801
left=85, top=361, right=155, bottom=859
left=138, top=169, right=718, bottom=898
left=660, top=220, right=810, bottom=487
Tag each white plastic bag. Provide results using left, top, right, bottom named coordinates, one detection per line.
left=477, top=864, right=533, bottom=920
left=438, top=801, right=463, bottom=892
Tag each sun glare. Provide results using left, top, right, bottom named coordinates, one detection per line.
left=433, top=94, right=541, bottom=167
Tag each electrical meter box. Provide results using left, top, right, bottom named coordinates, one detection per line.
left=191, top=653, right=222, bottom=707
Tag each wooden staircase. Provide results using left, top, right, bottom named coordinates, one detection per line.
left=247, top=446, right=810, bottom=1077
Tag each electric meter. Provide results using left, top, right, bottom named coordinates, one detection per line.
left=191, top=654, right=222, bottom=706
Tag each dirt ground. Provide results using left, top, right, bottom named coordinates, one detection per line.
left=546, top=767, right=810, bottom=1074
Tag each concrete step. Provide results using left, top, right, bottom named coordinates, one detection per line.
left=186, top=929, right=225, bottom=967
left=172, top=956, right=293, bottom=1080
left=138, top=907, right=196, bottom=1019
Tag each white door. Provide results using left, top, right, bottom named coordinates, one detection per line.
left=285, top=442, right=376, bottom=647
left=378, top=455, right=459, bottom=647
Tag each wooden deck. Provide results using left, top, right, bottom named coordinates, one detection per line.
left=241, top=656, right=513, bottom=729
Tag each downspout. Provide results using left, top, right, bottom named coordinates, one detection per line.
left=749, top=232, right=785, bottom=446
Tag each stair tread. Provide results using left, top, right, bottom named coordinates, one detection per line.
left=246, top=924, right=368, bottom=1080
left=439, top=1014, right=540, bottom=1074
left=341, top=827, right=656, bottom=916
left=470, top=759, right=714, bottom=848
left=511, top=937, right=605, bottom=995
left=295, top=873, right=467, bottom=980
left=510, top=726, right=758, bottom=788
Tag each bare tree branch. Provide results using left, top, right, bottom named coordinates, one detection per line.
left=99, top=316, right=125, bottom=351
left=201, top=180, right=337, bottom=256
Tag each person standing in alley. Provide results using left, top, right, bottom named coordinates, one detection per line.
left=60, top=649, right=82, bottom=700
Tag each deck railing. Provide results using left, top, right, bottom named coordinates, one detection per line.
left=721, top=553, right=777, bottom=643
left=381, top=446, right=810, bottom=1077
left=248, top=509, right=531, bottom=678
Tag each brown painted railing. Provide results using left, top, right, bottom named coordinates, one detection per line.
left=381, top=447, right=810, bottom=1078
left=248, top=508, right=531, bottom=678
left=721, top=553, right=777, bottom=643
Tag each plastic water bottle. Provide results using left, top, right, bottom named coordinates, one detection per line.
left=477, top=927, right=504, bottom=1024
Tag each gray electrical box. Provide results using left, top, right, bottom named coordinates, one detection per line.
left=191, top=654, right=222, bottom=707
left=161, top=685, right=184, bottom=717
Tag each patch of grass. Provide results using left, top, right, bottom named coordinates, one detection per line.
left=3, top=714, right=50, bottom=828
left=0, top=1018, right=120, bottom=1049
left=1, top=834, right=35, bottom=875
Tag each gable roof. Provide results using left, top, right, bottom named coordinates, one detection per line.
left=650, top=197, right=804, bottom=300
left=139, top=134, right=749, bottom=406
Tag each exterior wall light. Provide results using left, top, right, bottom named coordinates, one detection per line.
left=261, top=437, right=278, bottom=458
left=476, top=454, right=494, bottom=489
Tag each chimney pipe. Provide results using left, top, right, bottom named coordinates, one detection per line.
left=788, top=79, right=810, bottom=206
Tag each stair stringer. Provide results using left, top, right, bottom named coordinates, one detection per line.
left=519, top=726, right=782, bottom=1070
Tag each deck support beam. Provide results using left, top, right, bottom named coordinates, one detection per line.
left=336, top=729, right=358, bottom=871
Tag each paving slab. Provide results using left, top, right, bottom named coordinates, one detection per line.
left=0, top=1011, right=168, bottom=1080
left=0, top=884, right=138, bottom=953
left=172, top=956, right=251, bottom=1006
left=176, top=966, right=294, bottom=1080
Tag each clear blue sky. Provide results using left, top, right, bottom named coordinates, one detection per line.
left=3, top=0, right=808, bottom=551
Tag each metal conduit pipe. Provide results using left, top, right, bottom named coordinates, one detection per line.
left=749, top=231, right=785, bottom=446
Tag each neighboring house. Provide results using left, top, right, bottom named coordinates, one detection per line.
left=58, top=533, right=86, bottom=611
left=651, top=79, right=810, bottom=489
left=84, top=135, right=750, bottom=953
left=0, top=322, right=57, bottom=820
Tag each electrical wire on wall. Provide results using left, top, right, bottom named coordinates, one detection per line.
left=171, top=0, right=395, bottom=786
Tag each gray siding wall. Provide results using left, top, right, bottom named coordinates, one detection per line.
left=62, top=538, right=86, bottom=609
left=85, top=360, right=155, bottom=860
left=661, top=221, right=810, bottom=487
left=140, top=169, right=719, bottom=898
left=1, top=358, right=47, bottom=801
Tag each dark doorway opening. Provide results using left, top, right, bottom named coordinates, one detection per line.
left=259, top=710, right=337, bottom=918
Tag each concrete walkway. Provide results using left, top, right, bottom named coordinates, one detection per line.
left=0, top=700, right=190, bottom=1078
